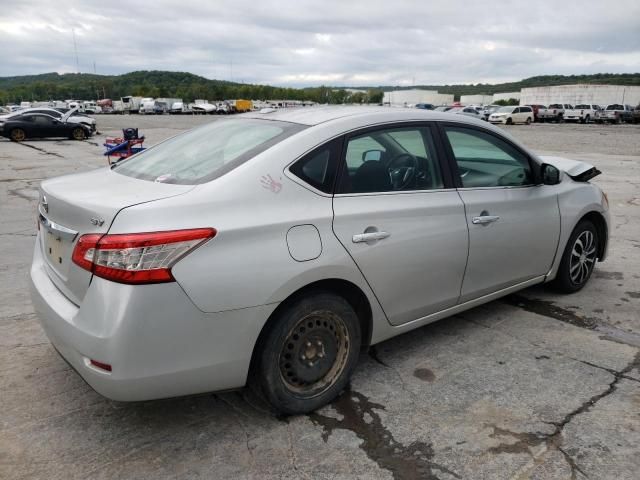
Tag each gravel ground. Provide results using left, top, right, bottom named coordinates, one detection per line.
left=1, top=114, right=639, bottom=480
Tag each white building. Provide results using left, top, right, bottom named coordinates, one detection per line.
left=519, top=84, right=640, bottom=107
left=383, top=89, right=454, bottom=107
left=493, top=92, right=521, bottom=102
left=460, top=94, right=493, bottom=105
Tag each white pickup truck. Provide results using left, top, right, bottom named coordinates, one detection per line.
left=537, top=103, right=573, bottom=122
left=564, top=104, right=602, bottom=123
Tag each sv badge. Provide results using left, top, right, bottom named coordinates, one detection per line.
left=90, top=217, right=105, bottom=227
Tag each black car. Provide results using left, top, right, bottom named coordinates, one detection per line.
left=0, top=113, right=92, bottom=141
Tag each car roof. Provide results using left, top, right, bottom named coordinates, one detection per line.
left=240, top=105, right=477, bottom=126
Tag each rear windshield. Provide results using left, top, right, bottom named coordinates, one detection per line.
left=606, top=104, right=623, bottom=110
left=114, top=119, right=305, bottom=184
left=549, top=104, right=562, bottom=109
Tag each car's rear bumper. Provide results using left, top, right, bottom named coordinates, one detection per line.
left=30, top=238, right=274, bottom=401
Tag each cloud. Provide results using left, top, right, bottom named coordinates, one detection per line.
left=0, top=0, right=638, bottom=87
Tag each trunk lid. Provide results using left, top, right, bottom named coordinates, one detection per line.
left=539, top=155, right=601, bottom=182
left=38, top=167, right=195, bottom=305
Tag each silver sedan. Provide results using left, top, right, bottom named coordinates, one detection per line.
left=30, top=107, right=609, bottom=414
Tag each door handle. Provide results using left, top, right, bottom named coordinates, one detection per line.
left=472, top=215, right=500, bottom=225
left=352, top=231, right=390, bottom=243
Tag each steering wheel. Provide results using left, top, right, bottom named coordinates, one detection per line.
left=387, top=153, right=418, bottom=190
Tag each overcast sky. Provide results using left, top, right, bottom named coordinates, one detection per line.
left=1, top=0, right=639, bottom=87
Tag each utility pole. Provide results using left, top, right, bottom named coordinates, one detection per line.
left=72, top=29, right=80, bottom=73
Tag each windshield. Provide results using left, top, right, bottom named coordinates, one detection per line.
left=114, top=119, right=305, bottom=185
left=575, top=105, right=590, bottom=109
left=497, top=107, right=514, bottom=113
left=606, top=104, right=623, bottom=110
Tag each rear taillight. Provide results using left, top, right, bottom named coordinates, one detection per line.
left=72, top=228, right=216, bottom=285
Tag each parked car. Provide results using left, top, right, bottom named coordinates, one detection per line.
left=190, top=100, right=217, bottom=114
left=488, top=106, right=534, bottom=125
left=599, top=104, right=634, bottom=124
left=415, top=103, right=435, bottom=110
left=0, top=112, right=92, bottom=141
left=564, top=104, right=602, bottom=123
left=0, top=107, right=97, bottom=132
left=481, top=105, right=501, bottom=121
left=447, top=106, right=483, bottom=120
left=538, top=104, right=572, bottom=122
left=216, top=102, right=231, bottom=114
left=524, top=104, right=546, bottom=122
left=632, top=105, right=640, bottom=124
left=30, top=107, right=609, bottom=414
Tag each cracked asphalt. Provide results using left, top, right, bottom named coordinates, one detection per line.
left=1, top=117, right=639, bottom=479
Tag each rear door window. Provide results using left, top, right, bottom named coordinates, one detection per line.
left=337, top=125, right=444, bottom=193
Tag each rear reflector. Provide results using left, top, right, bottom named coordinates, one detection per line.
left=72, top=228, right=216, bottom=285
left=89, top=359, right=112, bottom=372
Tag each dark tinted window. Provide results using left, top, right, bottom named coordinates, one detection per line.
left=32, top=115, right=54, bottom=125
left=444, top=126, right=533, bottom=188
left=337, top=126, right=443, bottom=193
left=289, top=139, right=340, bottom=193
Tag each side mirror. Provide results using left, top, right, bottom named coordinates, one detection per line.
left=362, top=150, right=383, bottom=162
left=541, top=163, right=560, bottom=185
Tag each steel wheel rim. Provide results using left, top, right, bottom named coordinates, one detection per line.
left=279, top=310, right=350, bottom=397
left=569, top=230, right=597, bottom=285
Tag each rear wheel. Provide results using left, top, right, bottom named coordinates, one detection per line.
left=552, top=220, right=599, bottom=293
left=71, top=127, right=86, bottom=141
left=251, top=291, right=361, bottom=415
left=526, top=117, right=531, bottom=125
left=10, top=128, right=26, bottom=142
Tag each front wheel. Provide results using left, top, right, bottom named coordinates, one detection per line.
left=71, top=127, right=86, bottom=141
left=552, top=220, right=599, bottom=293
left=251, top=291, right=361, bottom=415
left=506, top=117, right=513, bottom=125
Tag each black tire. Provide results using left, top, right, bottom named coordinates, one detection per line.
left=506, top=117, right=513, bottom=125
left=9, top=128, right=26, bottom=142
left=552, top=220, right=599, bottom=293
left=251, top=291, right=361, bottom=415
left=526, top=117, right=531, bottom=125
left=584, top=115, right=590, bottom=124
left=71, top=127, right=86, bottom=141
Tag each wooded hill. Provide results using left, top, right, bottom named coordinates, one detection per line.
left=1, top=71, right=638, bottom=105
